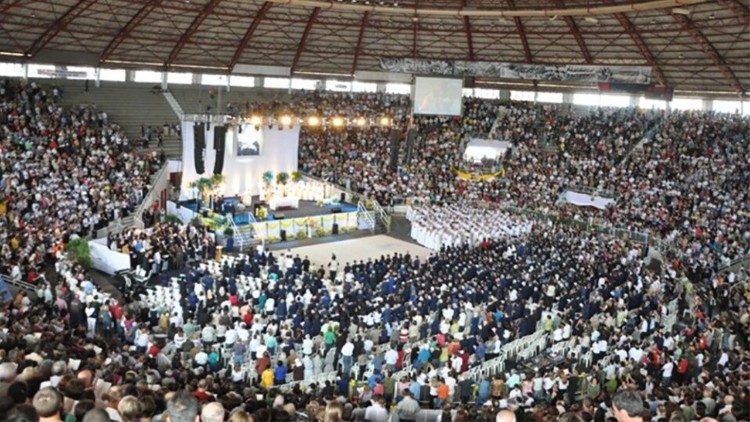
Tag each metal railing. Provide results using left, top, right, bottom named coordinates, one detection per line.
left=133, top=162, right=170, bottom=229
left=719, top=253, right=750, bottom=274
left=357, top=201, right=376, bottom=232
left=301, top=172, right=391, bottom=232
left=1, top=273, right=36, bottom=297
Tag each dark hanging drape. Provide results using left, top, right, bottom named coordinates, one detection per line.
left=194, top=123, right=205, bottom=175
left=213, top=125, right=227, bottom=176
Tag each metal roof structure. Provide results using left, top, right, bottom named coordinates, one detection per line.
left=0, top=0, right=747, bottom=95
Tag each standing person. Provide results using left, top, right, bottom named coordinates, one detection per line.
left=328, top=254, right=339, bottom=280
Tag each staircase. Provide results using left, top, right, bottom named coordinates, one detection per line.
left=55, top=81, right=183, bottom=158
left=229, top=216, right=256, bottom=251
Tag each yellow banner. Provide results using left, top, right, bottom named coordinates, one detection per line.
left=454, top=167, right=505, bottom=181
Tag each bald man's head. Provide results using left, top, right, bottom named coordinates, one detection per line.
left=201, top=402, right=225, bottom=422
left=496, top=410, right=516, bottom=422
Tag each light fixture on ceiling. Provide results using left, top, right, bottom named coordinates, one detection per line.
left=497, top=16, right=509, bottom=24
left=672, top=7, right=691, bottom=15
left=584, top=16, right=598, bottom=24
left=412, top=16, right=418, bottom=22
left=709, top=12, right=715, bottom=19
left=549, top=15, right=558, bottom=21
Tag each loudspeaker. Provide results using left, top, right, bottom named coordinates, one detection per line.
left=280, top=230, right=287, bottom=241
left=405, top=128, right=417, bottom=163
left=194, top=123, right=205, bottom=174
left=331, top=207, right=342, bottom=214
left=274, top=213, right=286, bottom=220
left=332, top=224, right=339, bottom=235
left=212, top=126, right=227, bottom=175
left=388, top=128, right=400, bottom=171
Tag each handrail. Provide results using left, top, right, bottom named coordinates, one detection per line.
left=719, top=253, right=750, bottom=274
left=1, top=273, right=36, bottom=296
left=301, top=172, right=391, bottom=231
left=133, top=162, right=170, bottom=229
left=357, top=201, right=376, bottom=233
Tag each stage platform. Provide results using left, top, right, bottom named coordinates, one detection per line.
left=251, top=196, right=358, bottom=221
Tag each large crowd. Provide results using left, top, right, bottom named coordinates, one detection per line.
left=0, top=79, right=164, bottom=283
left=0, top=81, right=748, bottom=422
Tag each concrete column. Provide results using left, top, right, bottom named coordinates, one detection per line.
left=160, top=72, right=168, bottom=90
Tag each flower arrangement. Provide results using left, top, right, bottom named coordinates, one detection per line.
left=262, top=171, right=274, bottom=184
left=291, top=171, right=302, bottom=183
left=296, top=231, right=307, bottom=240
left=276, top=172, right=289, bottom=185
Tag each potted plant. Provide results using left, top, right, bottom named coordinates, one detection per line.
left=66, top=238, right=93, bottom=269
left=276, top=172, right=289, bottom=185
left=262, top=171, right=274, bottom=185
left=296, top=231, right=307, bottom=240
left=291, top=171, right=302, bottom=183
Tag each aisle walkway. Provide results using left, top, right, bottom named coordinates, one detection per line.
left=286, top=234, right=431, bottom=267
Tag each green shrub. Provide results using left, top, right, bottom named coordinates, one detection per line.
left=165, top=214, right=182, bottom=224
left=296, top=231, right=307, bottom=240
left=224, top=227, right=235, bottom=236
left=66, top=238, right=93, bottom=269
left=315, top=227, right=326, bottom=237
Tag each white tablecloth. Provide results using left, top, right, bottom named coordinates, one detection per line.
left=269, top=196, right=300, bottom=210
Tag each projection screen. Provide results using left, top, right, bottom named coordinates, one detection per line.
left=412, top=77, right=463, bottom=116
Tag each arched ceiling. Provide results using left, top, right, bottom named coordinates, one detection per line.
left=0, top=0, right=747, bottom=94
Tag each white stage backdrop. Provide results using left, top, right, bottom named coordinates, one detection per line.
left=180, top=123, right=300, bottom=198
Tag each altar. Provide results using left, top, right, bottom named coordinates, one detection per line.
left=269, top=196, right=300, bottom=210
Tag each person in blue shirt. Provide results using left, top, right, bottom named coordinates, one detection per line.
left=274, top=361, right=287, bottom=385
left=476, top=378, right=491, bottom=404
left=409, top=379, right=421, bottom=401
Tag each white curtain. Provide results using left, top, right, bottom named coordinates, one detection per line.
left=221, top=124, right=300, bottom=197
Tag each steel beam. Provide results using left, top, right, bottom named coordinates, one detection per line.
left=100, top=0, right=161, bottom=63
left=506, top=0, right=532, bottom=63
left=165, top=0, right=223, bottom=68
left=562, top=16, right=592, bottom=63
left=350, top=11, right=369, bottom=75
left=613, top=12, right=667, bottom=86
left=0, top=0, right=24, bottom=17
left=228, top=1, right=272, bottom=71
left=671, top=12, right=744, bottom=93
left=25, top=0, right=98, bottom=57
left=463, top=16, right=475, bottom=61
left=715, top=0, right=750, bottom=26
left=290, top=7, right=320, bottom=74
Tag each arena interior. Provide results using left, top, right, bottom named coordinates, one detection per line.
left=0, top=0, right=749, bottom=421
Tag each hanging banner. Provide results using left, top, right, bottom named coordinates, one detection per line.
left=379, top=57, right=652, bottom=84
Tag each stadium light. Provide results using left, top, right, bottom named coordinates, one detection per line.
left=249, top=115, right=262, bottom=127
left=307, top=116, right=321, bottom=127
left=356, top=117, right=367, bottom=127
left=332, top=116, right=345, bottom=127
left=279, top=115, right=293, bottom=128
left=380, top=116, right=391, bottom=127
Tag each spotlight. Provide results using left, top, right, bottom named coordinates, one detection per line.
left=249, top=115, right=262, bottom=127
left=280, top=115, right=293, bottom=128
left=380, top=116, right=391, bottom=127
left=332, top=116, right=344, bottom=127
left=584, top=17, right=598, bottom=24
left=356, top=117, right=367, bottom=127
left=307, top=116, right=321, bottom=127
